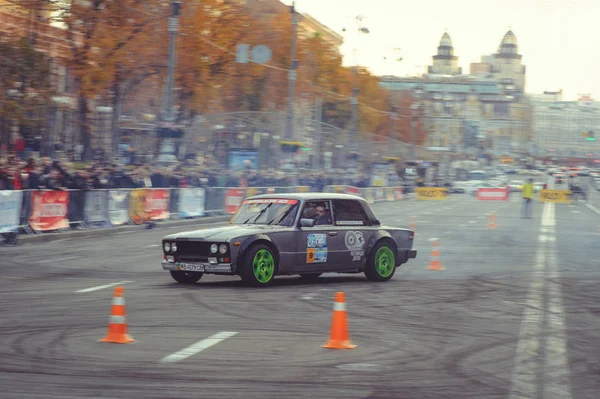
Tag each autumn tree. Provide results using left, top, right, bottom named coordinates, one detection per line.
left=0, top=34, right=54, bottom=147
left=46, top=0, right=168, bottom=160
left=381, top=90, right=428, bottom=145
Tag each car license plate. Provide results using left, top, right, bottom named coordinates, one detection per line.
left=177, top=263, right=205, bottom=272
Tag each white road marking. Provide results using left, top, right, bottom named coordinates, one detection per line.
left=160, top=331, right=238, bottom=363
left=460, top=224, right=467, bottom=227
left=509, top=202, right=572, bottom=399
left=424, top=212, right=432, bottom=215
left=469, top=220, right=477, bottom=224
left=477, top=216, right=484, bottom=219
left=585, top=203, right=600, bottom=215
left=75, top=280, right=134, bottom=293
left=144, top=244, right=160, bottom=248
left=428, top=237, right=439, bottom=241
left=39, top=256, right=80, bottom=264
left=571, top=211, right=580, bottom=213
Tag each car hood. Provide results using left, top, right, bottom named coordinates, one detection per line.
left=164, top=224, right=290, bottom=241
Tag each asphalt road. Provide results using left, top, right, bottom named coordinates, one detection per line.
left=1, top=185, right=600, bottom=398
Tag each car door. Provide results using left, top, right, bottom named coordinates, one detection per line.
left=330, top=199, right=374, bottom=269
left=295, top=200, right=345, bottom=273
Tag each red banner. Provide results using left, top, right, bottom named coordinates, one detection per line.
left=29, top=190, right=70, bottom=231
left=476, top=188, right=509, bottom=201
left=225, top=189, right=244, bottom=214
left=346, top=186, right=361, bottom=195
left=147, top=189, right=170, bottom=220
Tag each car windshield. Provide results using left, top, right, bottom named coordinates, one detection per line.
left=230, top=199, right=300, bottom=226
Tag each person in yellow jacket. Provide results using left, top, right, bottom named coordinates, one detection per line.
left=522, top=178, right=534, bottom=218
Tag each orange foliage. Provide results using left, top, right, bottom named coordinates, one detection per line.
left=374, top=90, right=428, bottom=146
left=39, top=0, right=420, bottom=151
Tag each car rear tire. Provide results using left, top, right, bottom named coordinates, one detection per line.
left=240, top=244, right=277, bottom=287
left=299, top=273, right=322, bottom=280
left=364, top=240, right=397, bottom=282
left=170, top=270, right=203, bottom=284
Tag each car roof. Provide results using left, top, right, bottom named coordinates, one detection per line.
left=246, top=192, right=366, bottom=201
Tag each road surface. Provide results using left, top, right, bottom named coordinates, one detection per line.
left=1, top=192, right=599, bottom=398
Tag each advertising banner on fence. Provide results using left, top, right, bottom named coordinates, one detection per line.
left=386, top=188, right=394, bottom=202
left=375, top=188, right=385, bottom=202
left=416, top=187, right=449, bottom=200
left=0, top=190, right=22, bottom=233
left=84, top=190, right=110, bottom=227
left=178, top=188, right=206, bottom=218
left=225, top=189, right=244, bottom=214
left=147, top=189, right=170, bottom=220
left=346, top=186, right=361, bottom=196
left=129, top=188, right=147, bottom=224
left=539, top=189, right=571, bottom=203
left=476, top=188, right=509, bottom=201
left=29, top=190, right=70, bottom=231
left=108, top=190, right=130, bottom=226
left=395, top=188, right=404, bottom=201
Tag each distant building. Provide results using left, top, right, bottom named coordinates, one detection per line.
left=379, top=29, right=532, bottom=156
left=529, top=90, right=564, bottom=103
left=428, top=32, right=462, bottom=75
left=298, top=13, right=343, bottom=53
left=531, top=95, right=600, bottom=157
left=470, top=30, right=527, bottom=97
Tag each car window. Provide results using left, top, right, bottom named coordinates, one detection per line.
left=302, top=201, right=332, bottom=226
left=332, top=200, right=369, bottom=226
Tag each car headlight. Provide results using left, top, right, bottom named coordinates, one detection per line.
left=210, top=244, right=218, bottom=253
left=219, top=244, right=227, bottom=254
left=163, top=242, right=171, bottom=252
left=171, top=242, right=177, bottom=252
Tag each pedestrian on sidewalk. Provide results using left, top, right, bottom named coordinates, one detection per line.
left=522, top=178, right=534, bottom=218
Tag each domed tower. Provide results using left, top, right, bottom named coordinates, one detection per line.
left=491, top=29, right=526, bottom=93
left=428, top=32, right=462, bottom=75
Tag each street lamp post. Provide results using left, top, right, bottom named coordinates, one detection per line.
left=165, top=0, right=181, bottom=122
left=345, top=17, right=369, bottom=168
left=286, top=2, right=298, bottom=141
left=156, top=0, right=182, bottom=164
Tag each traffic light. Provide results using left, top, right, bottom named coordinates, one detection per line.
left=587, top=131, right=596, bottom=141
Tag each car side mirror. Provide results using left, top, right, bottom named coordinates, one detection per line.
left=300, top=218, right=315, bottom=228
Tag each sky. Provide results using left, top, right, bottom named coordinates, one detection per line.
left=281, top=0, right=600, bottom=101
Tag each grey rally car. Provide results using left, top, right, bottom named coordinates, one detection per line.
left=161, top=193, right=417, bottom=286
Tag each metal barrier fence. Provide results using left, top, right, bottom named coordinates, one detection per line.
left=0, top=185, right=411, bottom=237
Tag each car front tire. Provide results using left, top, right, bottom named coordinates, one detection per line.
left=170, top=270, right=203, bottom=284
left=240, top=244, right=277, bottom=287
left=364, top=240, right=397, bottom=282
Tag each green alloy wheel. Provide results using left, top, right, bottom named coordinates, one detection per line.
left=241, top=244, right=277, bottom=286
left=375, top=246, right=395, bottom=278
left=364, top=240, right=397, bottom=282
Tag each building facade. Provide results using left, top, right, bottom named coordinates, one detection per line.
left=531, top=96, right=600, bottom=158
left=379, top=30, right=532, bottom=156
left=428, top=32, right=461, bottom=75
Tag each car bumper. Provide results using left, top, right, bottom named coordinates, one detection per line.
left=161, top=261, right=234, bottom=274
left=397, top=249, right=417, bottom=265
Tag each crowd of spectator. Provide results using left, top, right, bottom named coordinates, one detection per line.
left=0, top=155, right=380, bottom=192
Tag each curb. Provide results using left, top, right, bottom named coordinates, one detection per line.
left=15, top=215, right=232, bottom=245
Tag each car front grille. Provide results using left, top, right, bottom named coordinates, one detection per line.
left=175, top=241, right=214, bottom=262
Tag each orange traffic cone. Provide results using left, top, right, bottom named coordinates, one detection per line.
left=100, top=286, right=135, bottom=344
left=409, top=217, right=417, bottom=235
left=488, top=212, right=497, bottom=229
left=322, top=292, right=356, bottom=349
left=428, top=240, right=444, bottom=271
